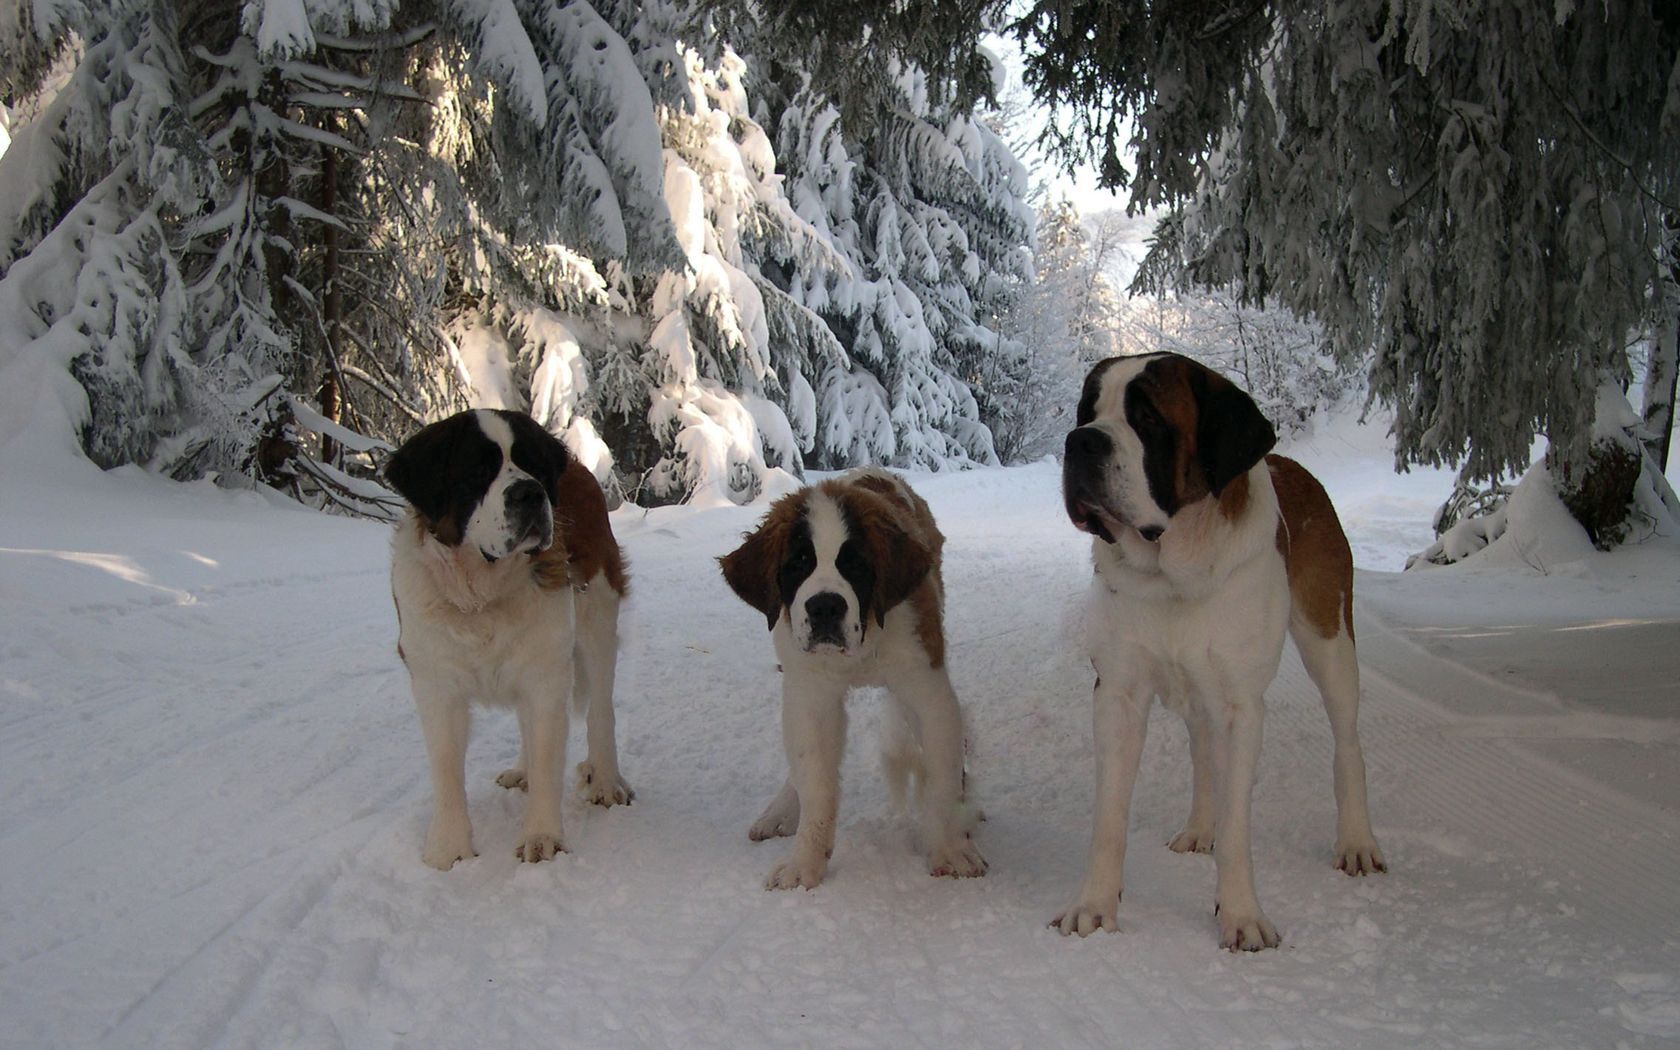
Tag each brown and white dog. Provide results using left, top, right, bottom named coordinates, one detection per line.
left=719, top=469, right=986, bottom=890
left=386, top=409, right=632, bottom=870
left=1054, top=353, right=1385, bottom=950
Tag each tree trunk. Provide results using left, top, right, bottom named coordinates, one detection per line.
left=1548, top=377, right=1642, bottom=550
left=1549, top=440, right=1641, bottom=549
left=318, top=142, right=344, bottom=466
left=1642, top=212, right=1678, bottom=471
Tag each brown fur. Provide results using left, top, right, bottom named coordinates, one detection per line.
left=718, top=488, right=811, bottom=627
left=1137, top=356, right=1214, bottom=508
left=719, top=471, right=948, bottom=666
left=1268, top=454, right=1355, bottom=640
left=531, top=457, right=627, bottom=595
left=829, top=475, right=946, bottom=666
left=1218, top=471, right=1251, bottom=522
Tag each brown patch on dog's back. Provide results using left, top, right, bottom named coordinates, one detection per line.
left=533, top=458, right=627, bottom=595
left=1269, top=454, right=1354, bottom=640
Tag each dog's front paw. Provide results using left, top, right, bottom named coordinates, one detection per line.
left=495, top=768, right=527, bottom=791
left=1167, top=825, right=1214, bottom=854
left=1334, top=837, right=1387, bottom=876
left=576, top=761, right=634, bottom=807
left=1050, top=891, right=1121, bottom=937
left=422, top=818, right=476, bottom=870
left=514, top=832, right=566, bottom=863
left=765, top=851, right=827, bottom=890
left=1217, top=906, right=1280, bottom=951
left=928, top=837, right=988, bottom=878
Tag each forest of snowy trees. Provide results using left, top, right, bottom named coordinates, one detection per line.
left=0, top=0, right=1068, bottom=508
left=3, top=0, right=1675, bottom=551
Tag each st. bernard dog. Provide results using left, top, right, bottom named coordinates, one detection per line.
left=1054, top=353, right=1385, bottom=950
left=719, top=469, right=987, bottom=890
left=385, top=409, right=632, bottom=870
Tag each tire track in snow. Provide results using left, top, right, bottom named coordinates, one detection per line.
left=1345, top=604, right=1680, bottom=943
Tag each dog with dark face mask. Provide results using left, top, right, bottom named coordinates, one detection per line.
left=720, top=468, right=985, bottom=891
left=1054, top=353, right=1385, bottom=950
left=386, top=409, right=631, bottom=870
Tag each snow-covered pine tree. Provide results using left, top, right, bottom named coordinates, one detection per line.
left=990, top=197, right=1123, bottom=461
left=615, top=0, right=845, bottom=504
left=1128, top=212, right=1351, bottom=439
left=176, top=4, right=425, bottom=513
left=0, top=0, right=208, bottom=471
left=3, top=0, right=1040, bottom=510
left=754, top=60, right=1033, bottom=472
left=380, top=0, right=688, bottom=501
left=1015, top=0, right=1680, bottom=545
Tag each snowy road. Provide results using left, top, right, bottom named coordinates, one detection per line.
left=3, top=459, right=1678, bottom=1048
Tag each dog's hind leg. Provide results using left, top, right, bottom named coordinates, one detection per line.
left=748, top=778, right=800, bottom=840
left=573, top=578, right=633, bottom=807
left=1292, top=615, right=1385, bottom=875
left=496, top=702, right=533, bottom=791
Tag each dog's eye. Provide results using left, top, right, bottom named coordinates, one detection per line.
left=1132, top=400, right=1164, bottom=430
left=836, top=541, right=865, bottom=574
left=788, top=544, right=814, bottom=570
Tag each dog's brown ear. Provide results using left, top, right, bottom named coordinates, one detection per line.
left=719, top=494, right=803, bottom=630
left=846, top=489, right=932, bottom=627
left=1192, top=365, right=1276, bottom=495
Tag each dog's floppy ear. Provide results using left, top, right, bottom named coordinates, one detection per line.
left=385, top=415, right=469, bottom=529
left=1192, top=365, right=1276, bottom=495
left=501, top=410, right=570, bottom=498
left=719, top=494, right=803, bottom=630
left=846, top=489, right=932, bottom=627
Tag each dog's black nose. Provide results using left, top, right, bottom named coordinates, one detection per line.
left=1138, top=525, right=1164, bottom=542
left=1065, top=426, right=1113, bottom=461
left=805, top=592, right=847, bottom=625
left=506, top=479, right=546, bottom=513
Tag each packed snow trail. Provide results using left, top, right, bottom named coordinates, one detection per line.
left=2, top=460, right=1678, bottom=1048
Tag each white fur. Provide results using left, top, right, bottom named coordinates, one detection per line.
left=462, top=409, right=550, bottom=561
left=787, top=495, right=865, bottom=654
left=391, top=428, right=629, bottom=869
left=1079, top=356, right=1173, bottom=535
left=1053, top=366, right=1383, bottom=950
left=749, top=487, right=985, bottom=889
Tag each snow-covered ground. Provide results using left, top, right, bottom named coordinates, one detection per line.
left=3, top=413, right=1679, bottom=1048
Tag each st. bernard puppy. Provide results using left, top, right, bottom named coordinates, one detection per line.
left=719, top=469, right=987, bottom=890
left=1054, top=353, right=1385, bottom=950
left=385, top=409, right=632, bottom=870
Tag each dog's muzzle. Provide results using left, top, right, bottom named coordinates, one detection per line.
left=803, top=591, right=850, bottom=651
left=1063, top=427, right=1121, bottom=543
left=498, top=479, right=555, bottom=558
